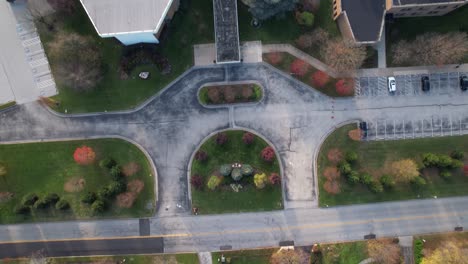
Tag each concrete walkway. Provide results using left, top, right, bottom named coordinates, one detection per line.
left=194, top=41, right=263, bottom=66
left=399, top=236, right=415, bottom=264
left=374, top=25, right=387, bottom=68
left=198, top=252, right=212, bottom=264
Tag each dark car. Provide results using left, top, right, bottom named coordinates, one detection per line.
left=421, top=76, right=430, bottom=92
left=461, top=75, right=468, bottom=91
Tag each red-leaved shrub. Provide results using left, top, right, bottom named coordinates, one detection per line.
left=310, top=71, right=330, bottom=88
left=335, top=79, right=354, bottom=96
left=266, top=52, right=284, bottom=65
left=269, top=173, right=281, bottom=185
left=195, top=150, right=208, bottom=162
left=290, top=58, right=310, bottom=77
left=73, top=146, right=96, bottom=165
left=242, top=132, right=255, bottom=145
left=464, top=165, right=468, bottom=176
left=261, top=146, right=276, bottom=162
left=190, top=175, right=204, bottom=190
left=215, top=132, right=228, bottom=145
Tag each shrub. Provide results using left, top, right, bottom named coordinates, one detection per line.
left=345, top=151, right=358, bottom=164
left=449, top=159, right=463, bottom=169
left=338, top=161, right=352, bottom=176
left=81, top=192, right=97, bottom=204
left=422, top=153, right=439, bottom=167
left=360, top=173, right=373, bottom=186
left=207, top=175, right=222, bottom=190
left=411, top=177, right=427, bottom=188
left=242, top=132, right=255, bottom=145
left=347, top=171, right=360, bottom=185
left=98, top=186, right=113, bottom=199
left=55, top=199, right=70, bottom=210
left=261, top=146, right=276, bottom=162
left=241, top=164, right=254, bottom=176
left=91, top=199, right=106, bottom=214
left=290, top=58, right=310, bottom=77
left=108, top=181, right=127, bottom=195
left=437, top=154, right=453, bottom=168
left=22, top=193, right=39, bottom=207
left=323, top=167, right=340, bottom=181
left=231, top=168, right=243, bottom=181
left=14, top=205, right=30, bottom=215
left=369, top=181, right=384, bottom=193
left=451, top=150, right=464, bottom=160
left=380, top=174, right=396, bottom=189
left=440, top=170, right=452, bottom=180
left=335, top=79, right=354, bottom=96
left=44, top=193, right=60, bottom=205
left=33, top=199, right=49, bottom=209
left=99, top=158, right=116, bottom=169
left=220, top=164, right=232, bottom=177
left=296, top=11, right=314, bottom=27
left=194, top=150, right=208, bottom=162
left=110, top=165, right=123, bottom=181
left=215, top=132, right=228, bottom=145
left=190, top=174, right=204, bottom=190
left=310, top=71, right=330, bottom=88
left=265, top=52, right=284, bottom=65
left=73, top=146, right=96, bottom=165
left=207, top=87, right=220, bottom=103
left=254, top=173, right=267, bottom=189
left=269, top=173, right=281, bottom=185
left=414, top=239, right=424, bottom=264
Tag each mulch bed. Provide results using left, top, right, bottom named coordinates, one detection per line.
left=201, top=83, right=261, bottom=105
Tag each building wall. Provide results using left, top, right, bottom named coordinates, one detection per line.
left=388, top=2, right=467, bottom=17
left=113, top=32, right=159, bottom=46
left=155, top=0, right=180, bottom=39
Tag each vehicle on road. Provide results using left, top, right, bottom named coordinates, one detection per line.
left=421, top=76, right=430, bottom=92
left=460, top=75, right=468, bottom=91
left=388, top=77, right=396, bottom=93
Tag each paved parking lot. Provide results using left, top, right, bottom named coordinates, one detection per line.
left=355, top=72, right=468, bottom=97
left=361, top=115, right=468, bottom=141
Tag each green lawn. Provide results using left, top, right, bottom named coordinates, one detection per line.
left=191, top=130, right=283, bottom=214
left=38, top=0, right=213, bottom=113
left=212, top=248, right=277, bottom=264
left=386, top=5, right=468, bottom=66
left=313, top=241, right=368, bottom=264
left=0, top=101, right=16, bottom=111
left=318, top=124, right=468, bottom=206
left=0, top=139, right=154, bottom=223
left=9, top=253, right=198, bottom=264
left=238, top=0, right=339, bottom=44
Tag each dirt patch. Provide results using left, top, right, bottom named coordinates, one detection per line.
left=223, top=86, right=236, bottom=103
left=64, top=177, right=86, bottom=193
left=122, top=162, right=140, bottom=177
left=327, top=148, right=343, bottom=164
left=207, top=87, right=220, bottom=103
left=127, top=179, right=144, bottom=194
left=116, top=192, right=137, bottom=208
left=323, top=180, right=341, bottom=195
left=348, top=129, right=363, bottom=141
left=323, top=167, right=340, bottom=181
left=241, top=86, right=253, bottom=99
left=0, top=192, right=14, bottom=203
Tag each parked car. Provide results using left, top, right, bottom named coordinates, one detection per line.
left=421, top=76, right=430, bottom=92
left=388, top=77, right=396, bottom=93
left=460, top=75, right=468, bottom=91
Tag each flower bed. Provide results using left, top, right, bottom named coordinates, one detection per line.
left=263, top=52, right=354, bottom=97
left=199, top=83, right=262, bottom=105
left=190, top=130, right=283, bottom=214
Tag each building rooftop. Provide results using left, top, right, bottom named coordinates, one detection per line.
left=80, top=0, right=173, bottom=36
left=393, top=0, right=465, bottom=5
left=213, top=0, right=240, bottom=63
left=341, top=0, right=386, bottom=42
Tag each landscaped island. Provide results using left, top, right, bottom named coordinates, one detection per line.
left=199, top=83, right=262, bottom=105
left=190, top=130, right=282, bottom=214
left=263, top=52, right=354, bottom=97
left=0, top=139, right=154, bottom=223
left=318, top=124, right=468, bottom=206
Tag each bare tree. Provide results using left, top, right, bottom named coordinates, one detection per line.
left=47, top=0, right=76, bottom=14
left=26, top=0, right=55, bottom=30
left=270, top=248, right=310, bottom=264
left=29, top=249, right=47, bottom=264
left=48, top=32, right=103, bottom=92
left=368, top=239, right=401, bottom=264
left=321, top=38, right=366, bottom=72
left=392, top=32, right=468, bottom=66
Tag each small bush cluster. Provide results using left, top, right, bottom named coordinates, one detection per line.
left=254, top=173, right=267, bottom=189
left=422, top=153, right=463, bottom=169
left=207, top=175, right=222, bottom=190
left=195, top=150, right=208, bottom=162
left=261, top=146, right=276, bottom=162
left=242, top=132, right=255, bottom=145
left=15, top=192, right=66, bottom=215
left=190, top=174, right=204, bottom=190
left=215, top=132, right=228, bottom=145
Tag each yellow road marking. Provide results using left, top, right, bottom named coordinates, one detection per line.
left=0, top=211, right=464, bottom=245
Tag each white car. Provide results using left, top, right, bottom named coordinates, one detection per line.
left=388, top=77, right=396, bottom=93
